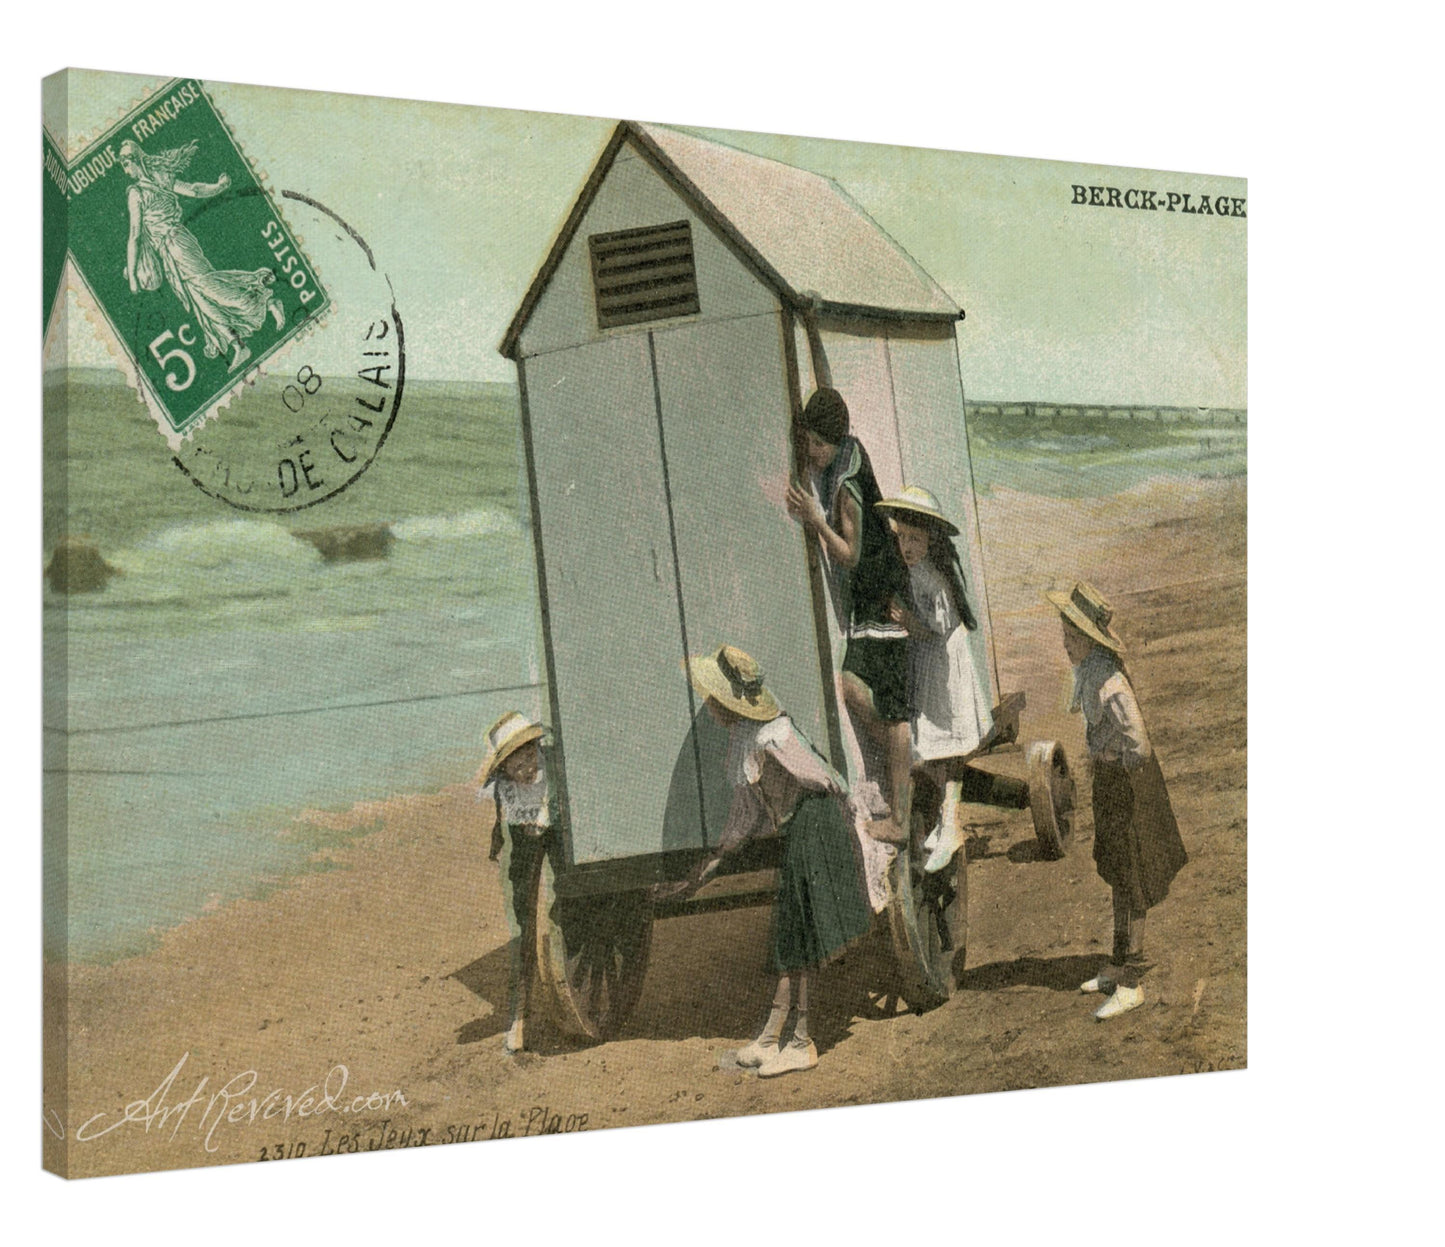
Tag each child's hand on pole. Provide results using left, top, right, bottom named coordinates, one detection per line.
left=785, top=481, right=823, bottom=528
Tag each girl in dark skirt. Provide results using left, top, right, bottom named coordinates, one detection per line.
left=1045, top=582, right=1188, bottom=1020
left=675, top=644, right=873, bottom=1077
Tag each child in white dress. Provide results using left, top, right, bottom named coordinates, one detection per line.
left=877, top=487, right=993, bottom=873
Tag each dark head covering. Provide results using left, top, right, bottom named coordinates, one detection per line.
left=796, top=387, right=850, bottom=446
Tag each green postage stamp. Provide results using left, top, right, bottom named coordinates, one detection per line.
left=47, top=79, right=329, bottom=436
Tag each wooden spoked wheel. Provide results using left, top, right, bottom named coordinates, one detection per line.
left=1027, top=740, right=1076, bottom=860
left=885, top=773, right=968, bottom=1012
left=534, top=856, right=654, bottom=1042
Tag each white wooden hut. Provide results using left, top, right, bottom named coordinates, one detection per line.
left=501, top=121, right=994, bottom=885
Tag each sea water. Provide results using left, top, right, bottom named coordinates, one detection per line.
left=44, top=370, right=1244, bottom=962
left=45, top=372, right=542, bottom=962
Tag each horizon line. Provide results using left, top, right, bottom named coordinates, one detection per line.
left=44, top=366, right=1247, bottom=412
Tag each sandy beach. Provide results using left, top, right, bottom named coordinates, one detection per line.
left=45, top=475, right=1246, bottom=1178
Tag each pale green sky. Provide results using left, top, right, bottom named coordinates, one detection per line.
left=52, top=71, right=1244, bottom=406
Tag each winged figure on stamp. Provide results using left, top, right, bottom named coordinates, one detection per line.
left=119, top=138, right=285, bottom=372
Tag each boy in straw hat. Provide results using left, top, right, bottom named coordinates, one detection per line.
left=671, top=644, right=872, bottom=1077
left=476, top=711, right=559, bottom=1054
left=1046, top=582, right=1188, bottom=1020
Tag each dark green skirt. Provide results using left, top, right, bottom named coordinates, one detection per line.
left=771, top=790, right=873, bottom=973
left=1092, top=757, right=1188, bottom=910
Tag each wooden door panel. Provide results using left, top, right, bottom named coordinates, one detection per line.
left=523, top=338, right=698, bottom=864
left=652, top=315, right=833, bottom=844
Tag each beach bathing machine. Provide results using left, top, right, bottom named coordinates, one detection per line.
left=498, top=121, right=1070, bottom=1039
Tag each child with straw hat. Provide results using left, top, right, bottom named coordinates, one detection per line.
left=476, top=710, right=560, bottom=1054
left=876, top=485, right=994, bottom=874
left=1046, top=582, right=1188, bottom=1020
left=674, top=644, right=872, bottom=1077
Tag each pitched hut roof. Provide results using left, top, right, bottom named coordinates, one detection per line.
left=501, top=121, right=961, bottom=358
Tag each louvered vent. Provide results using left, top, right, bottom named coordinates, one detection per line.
left=588, top=221, right=700, bottom=329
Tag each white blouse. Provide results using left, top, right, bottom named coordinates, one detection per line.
left=480, top=754, right=552, bottom=832
left=1071, top=649, right=1151, bottom=770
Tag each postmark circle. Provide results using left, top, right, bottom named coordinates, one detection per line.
left=171, top=192, right=405, bottom=512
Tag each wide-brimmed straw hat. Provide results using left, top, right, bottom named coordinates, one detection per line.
left=477, top=711, right=549, bottom=785
left=1044, top=581, right=1125, bottom=654
left=686, top=645, right=781, bottom=722
left=875, top=485, right=960, bottom=536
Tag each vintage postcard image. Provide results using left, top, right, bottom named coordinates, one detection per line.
left=42, top=70, right=1245, bottom=1178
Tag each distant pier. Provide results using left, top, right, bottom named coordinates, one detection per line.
left=966, top=401, right=1246, bottom=425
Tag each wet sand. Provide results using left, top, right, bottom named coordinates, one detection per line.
left=45, top=475, right=1246, bottom=1178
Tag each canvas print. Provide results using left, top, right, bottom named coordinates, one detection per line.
left=42, top=70, right=1245, bottom=1178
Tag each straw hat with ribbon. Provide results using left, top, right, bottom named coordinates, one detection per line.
left=1044, top=581, right=1125, bottom=654
left=875, top=485, right=960, bottom=536
left=476, top=711, right=549, bottom=785
left=686, top=645, right=781, bottom=722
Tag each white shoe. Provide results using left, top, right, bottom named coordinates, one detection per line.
left=1080, top=973, right=1115, bottom=994
left=922, top=823, right=940, bottom=852
left=1094, top=985, right=1144, bottom=1020
left=924, top=822, right=965, bottom=873
left=735, top=1037, right=780, bottom=1068
left=503, top=1019, right=525, bottom=1053
left=758, top=1038, right=818, bottom=1078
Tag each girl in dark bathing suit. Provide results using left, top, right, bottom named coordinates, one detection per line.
left=784, top=387, right=915, bottom=846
